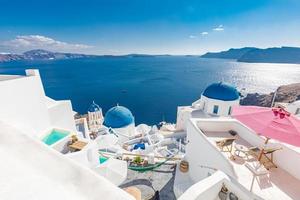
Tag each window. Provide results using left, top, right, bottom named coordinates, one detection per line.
left=228, top=106, right=232, bottom=115
left=296, top=108, right=300, bottom=115
left=213, top=105, right=219, bottom=114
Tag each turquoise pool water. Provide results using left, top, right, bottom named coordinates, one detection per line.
left=99, top=156, right=108, bottom=164
left=42, top=129, right=69, bottom=145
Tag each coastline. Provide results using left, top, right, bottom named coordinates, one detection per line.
left=241, top=83, right=300, bottom=107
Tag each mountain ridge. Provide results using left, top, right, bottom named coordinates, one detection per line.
left=201, top=46, right=300, bottom=64
left=201, top=47, right=258, bottom=59
left=0, top=49, right=176, bottom=62
left=0, top=49, right=98, bottom=62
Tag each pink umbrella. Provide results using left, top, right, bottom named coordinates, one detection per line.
left=232, top=106, right=300, bottom=147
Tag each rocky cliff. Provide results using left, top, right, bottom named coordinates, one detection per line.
left=240, top=83, right=300, bottom=107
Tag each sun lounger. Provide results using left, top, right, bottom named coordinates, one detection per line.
left=247, top=147, right=281, bottom=170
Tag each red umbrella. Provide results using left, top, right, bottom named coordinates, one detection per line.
left=232, top=106, right=300, bottom=147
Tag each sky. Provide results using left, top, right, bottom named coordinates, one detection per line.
left=1, top=0, right=300, bottom=55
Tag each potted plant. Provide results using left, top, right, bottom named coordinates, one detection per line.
left=133, top=156, right=143, bottom=165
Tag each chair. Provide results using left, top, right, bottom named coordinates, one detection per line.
left=248, top=147, right=282, bottom=170
left=216, top=138, right=236, bottom=158
left=245, top=162, right=269, bottom=191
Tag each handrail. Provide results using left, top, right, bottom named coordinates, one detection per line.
left=98, top=151, right=182, bottom=160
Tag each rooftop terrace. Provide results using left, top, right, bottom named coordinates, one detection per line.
left=203, top=130, right=300, bottom=200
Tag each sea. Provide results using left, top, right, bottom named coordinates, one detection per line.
left=0, top=56, right=299, bottom=125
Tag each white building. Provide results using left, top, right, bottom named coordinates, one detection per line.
left=174, top=117, right=300, bottom=200
left=0, top=69, right=134, bottom=200
left=176, top=82, right=240, bottom=131
left=276, top=100, right=300, bottom=118
left=0, top=69, right=76, bottom=136
left=88, top=101, right=104, bottom=132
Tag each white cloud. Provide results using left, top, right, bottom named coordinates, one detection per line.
left=213, top=25, right=224, bottom=31
left=189, top=35, right=196, bottom=39
left=1, top=35, right=93, bottom=53
left=201, top=32, right=209, bottom=35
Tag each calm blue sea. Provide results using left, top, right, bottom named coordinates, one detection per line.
left=1, top=56, right=300, bottom=125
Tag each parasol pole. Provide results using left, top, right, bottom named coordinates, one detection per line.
left=258, top=137, right=270, bottom=161
left=270, top=88, right=278, bottom=107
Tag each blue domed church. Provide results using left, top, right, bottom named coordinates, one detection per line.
left=176, top=82, right=240, bottom=131
left=194, top=82, right=240, bottom=116
left=104, top=105, right=135, bottom=138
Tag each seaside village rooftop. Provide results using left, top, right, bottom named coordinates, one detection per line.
left=1, top=69, right=300, bottom=200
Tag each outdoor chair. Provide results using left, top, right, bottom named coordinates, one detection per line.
left=216, top=138, right=236, bottom=159
left=245, top=162, right=269, bottom=191
left=247, top=147, right=282, bottom=170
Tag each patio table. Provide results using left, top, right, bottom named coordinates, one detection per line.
left=234, top=144, right=249, bottom=158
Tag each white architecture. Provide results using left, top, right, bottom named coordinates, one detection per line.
left=276, top=100, right=300, bottom=118
left=0, top=69, right=76, bottom=136
left=88, top=101, right=104, bottom=132
left=0, top=122, right=133, bottom=200
left=75, top=117, right=90, bottom=138
left=174, top=117, right=300, bottom=200
left=0, top=69, right=134, bottom=200
left=178, top=171, right=261, bottom=200
left=176, top=82, right=240, bottom=131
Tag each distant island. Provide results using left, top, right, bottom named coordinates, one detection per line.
left=201, top=47, right=257, bottom=60
left=0, top=49, right=169, bottom=62
left=0, top=49, right=99, bottom=62
left=201, top=46, right=300, bottom=64
left=2, top=47, right=300, bottom=64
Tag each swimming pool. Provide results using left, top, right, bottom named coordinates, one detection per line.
left=42, top=129, right=69, bottom=145
left=99, top=156, right=108, bottom=164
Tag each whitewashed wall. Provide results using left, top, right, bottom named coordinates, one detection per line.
left=185, top=119, right=236, bottom=182
left=47, top=100, right=77, bottom=132
left=286, top=101, right=300, bottom=115
left=0, top=70, right=51, bottom=135
left=201, top=95, right=239, bottom=116
left=0, top=121, right=134, bottom=200
left=176, top=106, right=193, bottom=131
left=179, top=171, right=261, bottom=200
left=0, top=69, right=76, bottom=136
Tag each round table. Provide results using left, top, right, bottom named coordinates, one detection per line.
left=234, top=144, right=249, bottom=158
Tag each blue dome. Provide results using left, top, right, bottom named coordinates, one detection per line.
left=88, top=101, right=101, bottom=112
left=202, top=82, right=239, bottom=101
left=104, top=105, right=134, bottom=128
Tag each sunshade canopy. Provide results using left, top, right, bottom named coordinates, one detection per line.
left=232, top=106, right=300, bottom=147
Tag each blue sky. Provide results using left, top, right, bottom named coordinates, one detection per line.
left=1, top=0, right=300, bottom=55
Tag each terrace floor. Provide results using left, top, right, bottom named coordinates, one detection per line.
left=204, top=131, right=300, bottom=200
left=120, top=164, right=176, bottom=200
